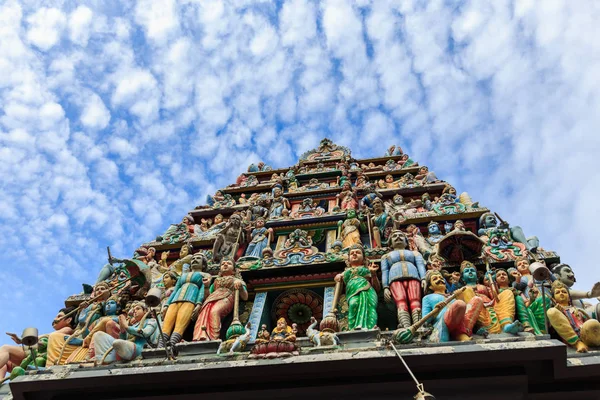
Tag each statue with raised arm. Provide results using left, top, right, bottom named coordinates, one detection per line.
left=552, top=263, right=600, bottom=319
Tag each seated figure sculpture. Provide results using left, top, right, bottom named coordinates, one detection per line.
left=422, top=271, right=483, bottom=342
left=457, top=262, right=502, bottom=335
left=552, top=263, right=600, bottom=319
left=91, top=301, right=159, bottom=365
left=547, top=281, right=600, bottom=353
left=478, top=212, right=539, bottom=253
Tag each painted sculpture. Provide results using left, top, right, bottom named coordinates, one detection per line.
left=193, top=259, right=248, bottom=341
left=381, top=230, right=426, bottom=328
left=212, top=213, right=244, bottom=264
left=162, top=253, right=209, bottom=347
left=547, top=281, right=600, bottom=353
left=338, top=209, right=363, bottom=249
left=244, top=217, right=273, bottom=258
left=334, top=245, right=380, bottom=330
left=552, top=263, right=600, bottom=319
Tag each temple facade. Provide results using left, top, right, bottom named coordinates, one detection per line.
left=4, top=139, right=600, bottom=400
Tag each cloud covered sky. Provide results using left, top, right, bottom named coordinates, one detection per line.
left=1, top=0, right=599, bottom=341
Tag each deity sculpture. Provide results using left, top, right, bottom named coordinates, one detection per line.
left=160, top=242, right=194, bottom=275
left=405, top=224, right=434, bottom=261
left=421, top=193, right=432, bottom=211
left=196, top=214, right=227, bottom=240
left=162, top=253, right=209, bottom=347
left=453, top=220, right=466, bottom=232
left=385, top=145, right=403, bottom=156
left=355, top=171, right=370, bottom=188
left=398, top=153, right=416, bottom=168
left=306, top=317, right=340, bottom=347
left=269, top=185, right=290, bottom=219
left=284, top=168, right=298, bottom=191
left=1, top=307, right=76, bottom=378
left=245, top=196, right=269, bottom=223
left=425, top=221, right=444, bottom=248
left=92, top=301, right=159, bottom=365
left=377, top=174, right=400, bottom=189
left=244, top=217, right=273, bottom=258
left=457, top=262, right=501, bottom=335
left=212, top=213, right=244, bottom=264
left=370, top=198, right=389, bottom=248
left=46, top=282, right=113, bottom=366
left=157, top=214, right=195, bottom=244
left=415, top=166, right=439, bottom=183
left=338, top=209, right=363, bottom=249
left=337, top=181, right=358, bottom=210
left=207, top=190, right=236, bottom=208
left=494, top=268, right=541, bottom=335
left=422, top=271, right=483, bottom=342
left=552, top=263, right=600, bottom=319
left=547, top=281, right=600, bottom=353
left=193, top=259, right=248, bottom=341
left=487, top=269, right=525, bottom=334
left=334, top=245, right=380, bottom=330
left=361, top=186, right=383, bottom=209
left=159, top=271, right=179, bottom=315
left=248, top=162, right=272, bottom=172
left=381, top=230, right=427, bottom=328
left=383, top=159, right=401, bottom=172
left=478, top=212, right=539, bottom=254
left=432, top=186, right=466, bottom=215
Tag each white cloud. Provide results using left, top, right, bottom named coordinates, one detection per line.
left=26, top=7, right=67, bottom=51
left=81, top=93, right=111, bottom=129
left=69, top=6, right=93, bottom=46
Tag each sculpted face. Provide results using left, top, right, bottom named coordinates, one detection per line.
left=214, top=214, right=224, bottom=224
left=347, top=209, right=357, bottom=219
left=428, top=223, right=441, bottom=235
left=348, top=247, right=364, bottom=265
left=343, top=182, right=351, bottom=190
left=495, top=270, right=509, bottom=287
left=393, top=195, right=403, bottom=205
left=274, top=187, right=282, bottom=197
left=516, top=259, right=530, bottom=275
left=454, top=220, right=465, bottom=231
left=277, top=319, right=287, bottom=330
left=556, top=266, right=576, bottom=287
left=385, top=174, right=394, bottom=183
left=553, top=287, right=570, bottom=305
left=390, top=230, right=408, bottom=250
left=484, top=214, right=497, bottom=228
left=163, top=273, right=175, bottom=288
left=94, top=284, right=111, bottom=301
left=104, top=299, right=119, bottom=315
left=256, top=219, right=265, bottom=228
left=132, top=305, right=146, bottom=321
left=220, top=260, right=234, bottom=274
left=429, top=273, right=446, bottom=293
left=180, top=245, right=189, bottom=258
left=462, top=266, right=478, bottom=284
left=52, top=311, right=71, bottom=331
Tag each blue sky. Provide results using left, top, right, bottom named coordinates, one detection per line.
left=1, top=0, right=600, bottom=344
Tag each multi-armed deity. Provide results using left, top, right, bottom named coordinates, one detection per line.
left=5, top=138, right=596, bottom=386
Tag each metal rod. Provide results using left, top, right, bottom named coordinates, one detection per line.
left=541, top=284, right=549, bottom=334
left=389, top=341, right=422, bottom=391
left=151, top=309, right=174, bottom=360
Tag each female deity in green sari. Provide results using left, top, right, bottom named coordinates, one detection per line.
left=334, top=244, right=380, bottom=330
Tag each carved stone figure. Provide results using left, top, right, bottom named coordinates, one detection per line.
left=385, top=145, right=403, bottom=156
left=547, top=281, right=600, bottom=353
left=162, top=253, right=209, bottom=347
left=422, top=271, right=483, bottom=342
left=338, top=209, right=363, bottom=249
left=269, top=185, right=290, bottom=219
left=370, top=198, right=389, bottom=248
left=161, top=242, right=194, bottom=275
left=381, top=230, right=426, bottom=328
left=425, top=221, right=444, bottom=247
left=212, top=213, right=244, bottom=264
left=552, top=263, right=600, bottom=319
left=196, top=214, right=226, bottom=241
left=157, top=215, right=195, bottom=244
left=337, top=181, right=358, bottom=210
left=334, top=245, right=380, bottom=330
left=415, top=166, right=439, bottom=183
left=193, top=259, right=248, bottom=341
left=478, top=212, right=539, bottom=253
left=457, top=262, right=501, bottom=335
left=377, top=174, right=400, bottom=189
left=244, top=217, right=273, bottom=258
left=307, top=317, right=340, bottom=347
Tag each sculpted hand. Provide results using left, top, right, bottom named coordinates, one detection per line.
left=368, top=263, right=379, bottom=273
left=191, top=305, right=201, bottom=320
left=161, top=251, right=170, bottom=262
left=118, top=314, right=128, bottom=331
left=233, top=280, right=243, bottom=290
left=6, top=332, right=21, bottom=345
left=384, top=288, right=392, bottom=303
left=334, top=274, right=343, bottom=283
left=589, top=282, right=600, bottom=298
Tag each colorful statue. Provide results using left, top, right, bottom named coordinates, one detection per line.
left=46, top=282, right=112, bottom=366
left=398, top=153, right=416, bottom=168
left=552, top=263, right=600, bottom=319
left=307, top=317, right=340, bottom=347
left=381, top=230, right=426, bottom=328
left=248, top=162, right=272, bottom=172
left=361, top=186, right=383, bottom=209
left=478, top=212, right=539, bottom=254
left=160, top=242, right=194, bottom=275
left=338, top=209, right=363, bottom=249
left=334, top=244, right=380, bottom=330
left=212, top=213, right=244, bottom=264
left=547, top=281, right=600, bottom=353
left=425, top=221, right=444, bottom=247
left=457, top=262, right=501, bottom=335
left=196, top=214, right=226, bottom=240
left=496, top=268, right=541, bottom=335
left=269, top=185, right=290, bottom=219
left=244, top=217, right=273, bottom=258
left=422, top=271, right=483, bottom=342
left=92, top=301, right=158, bottom=364
left=217, top=322, right=252, bottom=354
left=1, top=307, right=76, bottom=379
left=193, top=259, right=248, bottom=341
left=415, top=166, right=439, bottom=183
left=337, top=181, right=358, bottom=210
left=157, top=214, right=195, bottom=244
left=162, top=253, right=209, bottom=347
left=370, top=198, right=389, bottom=248
left=385, top=145, right=403, bottom=156
left=488, top=268, right=525, bottom=334
left=377, top=174, right=400, bottom=189
left=432, top=186, right=466, bottom=215
left=355, top=172, right=370, bottom=188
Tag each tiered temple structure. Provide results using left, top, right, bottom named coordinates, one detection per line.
left=4, top=139, right=600, bottom=400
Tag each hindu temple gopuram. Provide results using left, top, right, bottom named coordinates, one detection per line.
left=3, top=139, right=600, bottom=400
